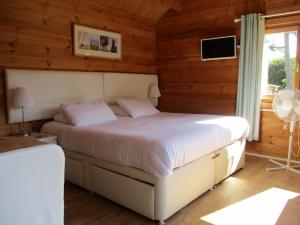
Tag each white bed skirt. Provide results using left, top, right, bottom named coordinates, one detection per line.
left=64, top=138, right=246, bottom=222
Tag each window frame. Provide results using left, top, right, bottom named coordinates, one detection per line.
left=261, top=25, right=300, bottom=110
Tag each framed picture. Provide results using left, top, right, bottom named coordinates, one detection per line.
left=73, top=24, right=122, bottom=59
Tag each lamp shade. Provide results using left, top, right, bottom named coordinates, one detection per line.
left=149, top=84, right=161, bottom=98
left=12, top=87, right=34, bottom=108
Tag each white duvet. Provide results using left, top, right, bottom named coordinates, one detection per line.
left=42, top=112, right=249, bottom=177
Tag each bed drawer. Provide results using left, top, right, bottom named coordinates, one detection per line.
left=90, top=165, right=155, bottom=219
left=65, top=157, right=85, bottom=187
left=154, top=153, right=214, bottom=221
left=214, top=140, right=245, bottom=184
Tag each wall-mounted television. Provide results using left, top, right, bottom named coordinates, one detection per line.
left=201, top=35, right=236, bottom=61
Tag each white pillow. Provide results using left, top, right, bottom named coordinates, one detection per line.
left=110, top=105, right=130, bottom=117
left=53, top=114, right=67, bottom=123
left=116, top=99, right=159, bottom=118
left=61, top=101, right=117, bottom=126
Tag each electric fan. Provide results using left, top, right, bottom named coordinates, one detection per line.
left=267, top=88, right=300, bottom=174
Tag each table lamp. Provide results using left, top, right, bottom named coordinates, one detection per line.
left=12, top=87, right=34, bottom=136
left=149, top=84, right=161, bottom=106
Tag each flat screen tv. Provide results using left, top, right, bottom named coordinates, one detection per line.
left=201, top=36, right=236, bottom=61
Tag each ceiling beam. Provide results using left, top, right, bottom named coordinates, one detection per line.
left=163, top=0, right=182, bottom=12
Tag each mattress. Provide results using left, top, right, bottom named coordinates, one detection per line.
left=41, top=112, right=249, bottom=177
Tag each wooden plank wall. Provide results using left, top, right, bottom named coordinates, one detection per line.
left=1, top=0, right=300, bottom=158
left=157, top=0, right=300, bottom=158
left=0, top=0, right=156, bottom=135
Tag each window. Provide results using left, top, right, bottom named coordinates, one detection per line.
left=261, top=30, right=298, bottom=96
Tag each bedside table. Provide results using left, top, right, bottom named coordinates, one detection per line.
left=30, top=132, right=58, bottom=144
left=0, top=137, right=64, bottom=225
left=0, top=136, right=45, bottom=153
left=0, top=132, right=58, bottom=153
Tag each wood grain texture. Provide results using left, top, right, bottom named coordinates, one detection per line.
left=1, top=0, right=300, bottom=158
left=247, top=110, right=300, bottom=160
left=0, top=136, right=45, bottom=153
left=0, top=0, right=159, bottom=136
left=64, top=156, right=300, bottom=225
left=93, top=0, right=181, bottom=22
left=157, top=0, right=300, bottom=157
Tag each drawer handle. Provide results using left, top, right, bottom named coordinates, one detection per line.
left=212, top=153, right=221, bottom=159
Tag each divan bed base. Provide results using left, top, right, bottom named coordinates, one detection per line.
left=63, top=138, right=246, bottom=223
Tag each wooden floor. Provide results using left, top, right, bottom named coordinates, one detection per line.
left=64, top=156, right=300, bottom=225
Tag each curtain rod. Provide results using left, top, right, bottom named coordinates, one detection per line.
left=234, top=10, right=300, bottom=23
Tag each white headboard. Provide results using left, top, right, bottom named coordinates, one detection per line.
left=5, top=69, right=158, bottom=123
left=103, top=73, right=158, bottom=105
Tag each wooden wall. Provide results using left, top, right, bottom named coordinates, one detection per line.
left=157, top=0, right=300, bottom=157
left=0, top=0, right=157, bottom=135
left=1, top=0, right=300, bottom=158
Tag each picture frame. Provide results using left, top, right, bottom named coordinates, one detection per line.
left=73, top=24, right=122, bottom=59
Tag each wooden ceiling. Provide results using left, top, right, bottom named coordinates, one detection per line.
left=93, top=0, right=181, bottom=22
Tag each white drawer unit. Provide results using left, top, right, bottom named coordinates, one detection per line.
left=214, top=139, right=246, bottom=184
left=65, top=157, right=85, bottom=187
left=90, top=164, right=155, bottom=219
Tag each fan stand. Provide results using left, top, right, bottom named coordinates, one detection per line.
left=267, top=121, right=300, bottom=174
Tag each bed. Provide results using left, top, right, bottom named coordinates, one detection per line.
left=5, top=69, right=249, bottom=224
left=41, top=112, right=248, bottom=223
left=41, top=112, right=248, bottom=177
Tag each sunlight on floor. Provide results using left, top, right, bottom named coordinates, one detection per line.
left=221, top=176, right=240, bottom=184
left=200, top=187, right=300, bottom=225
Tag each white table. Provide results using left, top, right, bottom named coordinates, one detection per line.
left=0, top=142, right=65, bottom=225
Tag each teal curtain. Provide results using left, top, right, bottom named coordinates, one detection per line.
left=236, top=13, right=265, bottom=141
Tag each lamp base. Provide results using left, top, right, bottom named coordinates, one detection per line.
left=16, top=131, right=31, bottom=137
left=17, top=120, right=31, bottom=137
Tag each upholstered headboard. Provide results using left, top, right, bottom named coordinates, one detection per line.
left=5, top=69, right=158, bottom=123
left=103, top=73, right=158, bottom=105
